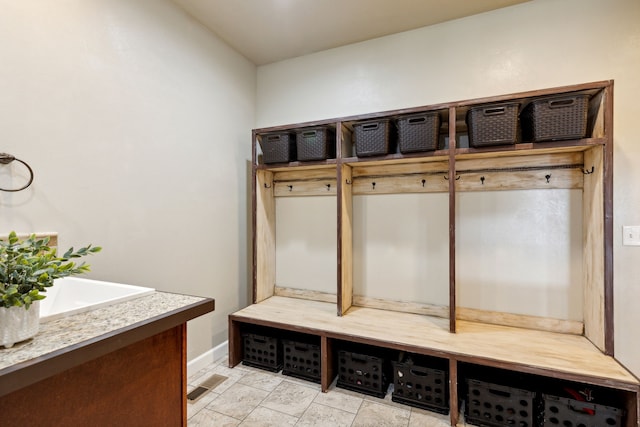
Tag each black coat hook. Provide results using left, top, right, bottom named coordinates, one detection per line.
left=372, top=182, right=376, bottom=190
left=480, top=176, right=485, bottom=185
left=545, top=174, right=551, bottom=183
left=444, top=174, right=460, bottom=181
left=421, top=179, right=426, bottom=187
left=582, top=166, right=595, bottom=175
left=288, top=185, right=293, bottom=191
left=326, top=184, right=331, bottom=191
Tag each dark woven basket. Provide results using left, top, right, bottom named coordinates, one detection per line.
left=466, top=102, right=520, bottom=147
left=295, top=126, right=335, bottom=161
left=397, top=112, right=440, bottom=153
left=353, top=119, right=395, bottom=157
left=521, top=94, right=589, bottom=142
left=259, top=132, right=296, bottom=164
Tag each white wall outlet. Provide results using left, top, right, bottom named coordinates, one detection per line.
left=622, top=226, right=640, bottom=246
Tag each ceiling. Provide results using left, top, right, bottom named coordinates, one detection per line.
left=173, top=0, right=531, bottom=65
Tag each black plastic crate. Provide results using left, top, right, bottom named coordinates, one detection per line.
left=295, top=126, right=335, bottom=161
left=541, top=394, right=624, bottom=427
left=353, top=119, right=395, bottom=157
left=466, top=379, right=536, bottom=427
left=396, top=112, right=441, bottom=153
left=391, top=355, right=449, bottom=414
left=282, top=338, right=321, bottom=383
left=466, top=102, right=520, bottom=147
left=242, top=332, right=282, bottom=372
left=521, top=94, right=589, bottom=142
left=337, top=348, right=391, bottom=398
left=259, top=132, right=296, bottom=164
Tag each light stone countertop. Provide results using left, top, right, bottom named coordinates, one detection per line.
left=0, top=292, right=209, bottom=372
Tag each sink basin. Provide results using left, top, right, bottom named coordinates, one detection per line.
left=39, top=277, right=155, bottom=322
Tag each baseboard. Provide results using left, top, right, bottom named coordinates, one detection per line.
left=187, top=340, right=228, bottom=378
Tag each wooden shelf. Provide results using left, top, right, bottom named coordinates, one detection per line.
left=230, top=296, right=638, bottom=390
left=240, top=80, right=638, bottom=426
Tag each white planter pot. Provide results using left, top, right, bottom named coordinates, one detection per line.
left=0, top=301, right=40, bottom=348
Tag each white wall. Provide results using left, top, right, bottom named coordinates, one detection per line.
left=0, top=0, right=255, bottom=360
left=257, top=0, right=640, bottom=376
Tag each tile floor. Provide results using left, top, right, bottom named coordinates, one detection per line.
left=187, top=356, right=455, bottom=426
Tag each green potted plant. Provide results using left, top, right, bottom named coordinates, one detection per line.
left=0, top=231, right=101, bottom=348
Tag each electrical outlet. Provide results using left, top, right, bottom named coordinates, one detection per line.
left=622, top=226, right=640, bottom=246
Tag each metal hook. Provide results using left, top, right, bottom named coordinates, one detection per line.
left=345, top=179, right=352, bottom=185
left=480, top=176, right=485, bottom=185
left=288, top=185, right=293, bottom=191
left=372, top=182, right=376, bottom=190
left=326, top=184, right=331, bottom=191
left=443, top=175, right=460, bottom=181
left=582, top=166, right=595, bottom=175
left=0, top=153, right=34, bottom=192
left=421, top=179, right=426, bottom=187
left=264, top=182, right=272, bottom=189
left=545, top=174, right=551, bottom=183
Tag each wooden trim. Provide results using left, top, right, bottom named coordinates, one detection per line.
left=603, top=83, right=614, bottom=355
left=352, top=295, right=448, bottom=318
left=321, top=336, right=335, bottom=393
left=252, top=130, right=258, bottom=303
left=274, top=286, right=337, bottom=303
left=449, top=106, right=456, bottom=333
left=180, top=322, right=187, bottom=426
left=255, top=170, right=276, bottom=303
left=338, top=164, right=353, bottom=315
left=457, top=307, right=584, bottom=335
left=0, top=232, right=58, bottom=247
left=228, top=317, right=243, bottom=367
left=449, top=359, right=459, bottom=427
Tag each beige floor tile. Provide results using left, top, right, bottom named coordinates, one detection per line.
left=296, top=403, right=357, bottom=427
left=313, top=387, right=364, bottom=414
left=238, top=369, right=284, bottom=392
left=239, top=406, right=298, bottom=427
left=352, top=400, right=411, bottom=427
left=188, top=408, right=241, bottom=427
left=207, top=382, right=269, bottom=419
left=187, top=390, right=220, bottom=419
left=408, top=408, right=451, bottom=427
left=260, top=380, right=319, bottom=417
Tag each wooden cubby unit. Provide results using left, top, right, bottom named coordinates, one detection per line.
left=231, top=80, right=640, bottom=426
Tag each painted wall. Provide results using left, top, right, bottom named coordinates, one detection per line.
left=0, top=0, right=255, bottom=361
left=257, top=0, right=640, bottom=376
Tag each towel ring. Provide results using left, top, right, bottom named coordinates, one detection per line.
left=0, top=153, right=34, bottom=192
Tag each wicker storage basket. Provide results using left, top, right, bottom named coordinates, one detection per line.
left=466, top=102, right=520, bottom=147
left=397, top=112, right=440, bottom=153
left=259, top=132, right=296, bottom=164
left=353, top=119, right=395, bottom=157
left=521, top=94, right=589, bottom=142
left=295, top=126, right=335, bottom=161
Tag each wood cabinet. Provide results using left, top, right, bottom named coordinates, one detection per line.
left=230, top=80, right=639, bottom=426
